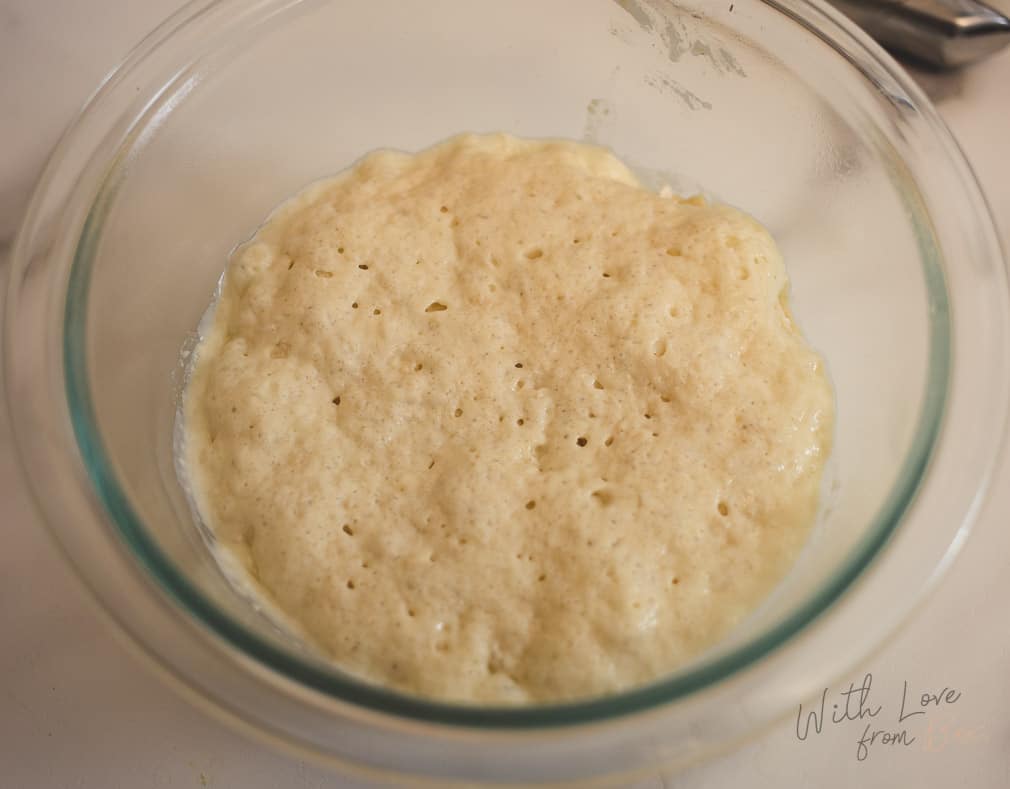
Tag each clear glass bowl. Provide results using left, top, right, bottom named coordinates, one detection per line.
left=5, top=0, right=1008, bottom=783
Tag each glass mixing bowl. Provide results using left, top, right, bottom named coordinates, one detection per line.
left=5, top=0, right=1009, bottom=783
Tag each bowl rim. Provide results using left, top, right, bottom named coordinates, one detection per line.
left=6, top=0, right=1007, bottom=749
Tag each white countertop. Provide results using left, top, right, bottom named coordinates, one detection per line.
left=2, top=2, right=1009, bottom=786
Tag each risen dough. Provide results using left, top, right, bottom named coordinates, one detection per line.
left=184, top=133, right=833, bottom=702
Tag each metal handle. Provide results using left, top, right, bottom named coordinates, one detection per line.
left=831, top=0, right=1010, bottom=67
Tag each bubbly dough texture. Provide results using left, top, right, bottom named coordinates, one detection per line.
left=184, top=134, right=833, bottom=703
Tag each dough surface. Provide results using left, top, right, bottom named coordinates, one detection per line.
left=184, top=133, right=833, bottom=703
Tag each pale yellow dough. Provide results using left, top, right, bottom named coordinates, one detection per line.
left=184, top=133, right=833, bottom=703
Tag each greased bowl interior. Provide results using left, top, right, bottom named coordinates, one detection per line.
left=5, top=0, right=1008, bottom=783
